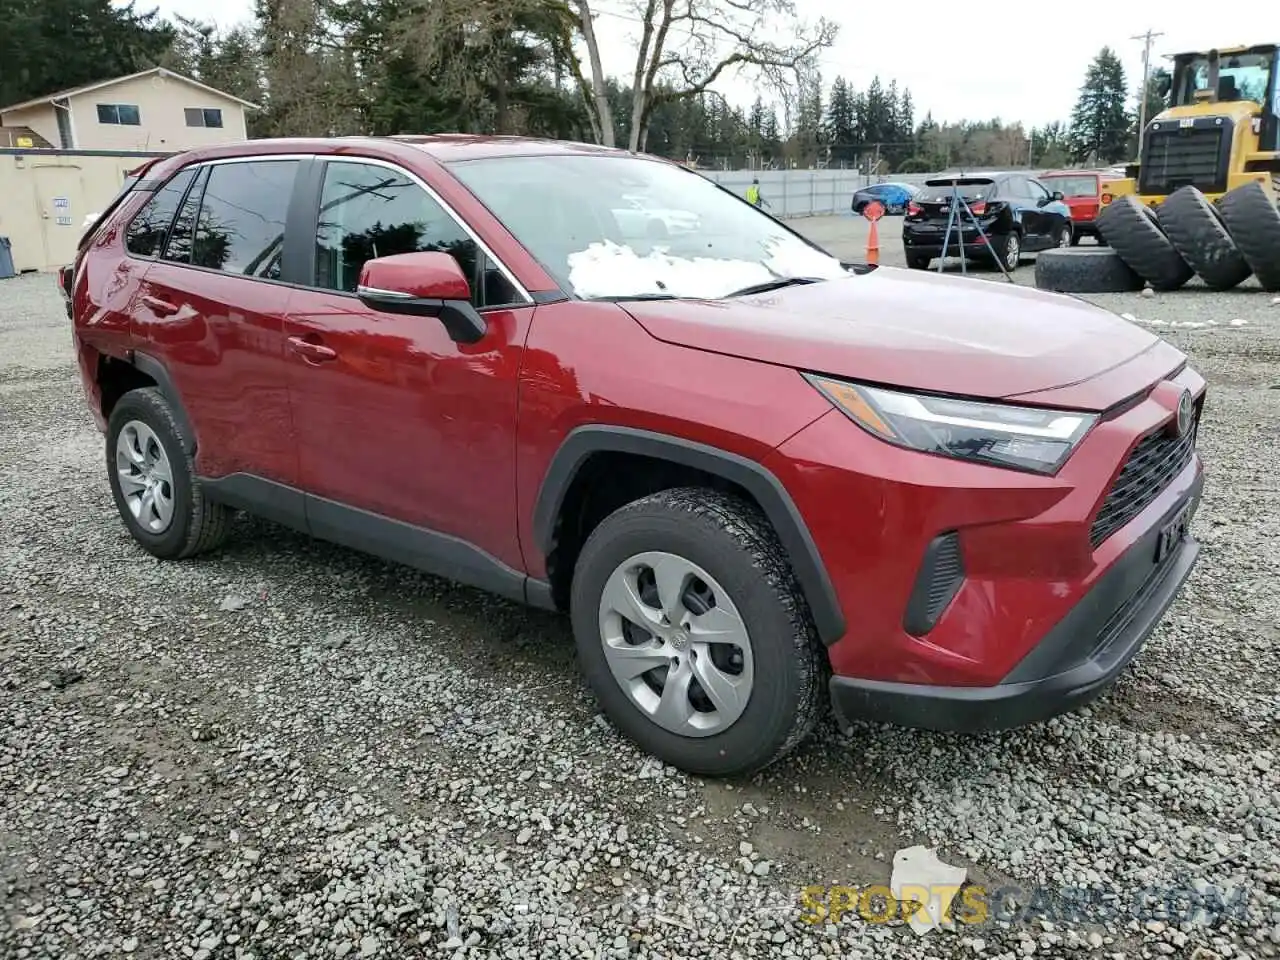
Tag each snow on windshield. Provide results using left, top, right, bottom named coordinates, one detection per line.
left=566, top=233, right=850, bottom=300
left=447, top=153, right=852, bottom=300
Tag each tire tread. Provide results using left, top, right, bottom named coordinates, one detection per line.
left=573, top=487, right=828, bottom=776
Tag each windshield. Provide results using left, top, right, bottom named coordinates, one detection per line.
left=1176, top=51, right=1274, bottom=104
left=446, top=154, right=850, bottom=299
left=1040, top=175, right=1098, bottom=197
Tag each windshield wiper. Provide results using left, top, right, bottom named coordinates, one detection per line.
left=723, top=276, right=824, bottom=298
left=589, top=293, right=680, bottom=302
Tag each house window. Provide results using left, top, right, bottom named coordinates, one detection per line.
left=97, top=103, right=141, bottom=125
left=184, top=108, right=224, bottom=129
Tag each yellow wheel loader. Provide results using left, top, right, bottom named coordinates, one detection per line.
left=1100, top=43, right=1279, bottom=208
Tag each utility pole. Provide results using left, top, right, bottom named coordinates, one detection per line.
left=1132, top=29, right=1165, bottom=158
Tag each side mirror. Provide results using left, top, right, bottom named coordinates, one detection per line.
left=1050, top=191, right=1065, bottom=202
left=356, top=251, right=486, bottom=344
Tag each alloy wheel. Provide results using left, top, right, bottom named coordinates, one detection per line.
left=1005, top=232, right=1021, bottom=269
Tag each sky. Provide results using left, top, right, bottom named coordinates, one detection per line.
left=139, top=0, right=1276, bottom=132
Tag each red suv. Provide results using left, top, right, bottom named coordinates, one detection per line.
left=1039, top=170, right=1108, bottom=245
left=65, top=137, right=1205, bottom=777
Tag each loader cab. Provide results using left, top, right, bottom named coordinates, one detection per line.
left=1169, top=44, right=1279, bottom=149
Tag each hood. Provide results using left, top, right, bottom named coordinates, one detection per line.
left=621, top=266, right=1170, bottom=408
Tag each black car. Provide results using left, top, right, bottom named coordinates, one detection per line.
left=901, top=172, right=1073, bottom=271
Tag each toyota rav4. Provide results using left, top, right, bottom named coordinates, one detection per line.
left=64, top=136, right=1205, bottom=777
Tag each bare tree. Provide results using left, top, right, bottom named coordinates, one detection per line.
left=608, top=0, right=837, bottom=152
left=573, top=0, right=615, bottom=146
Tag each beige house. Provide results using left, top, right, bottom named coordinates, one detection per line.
left=0, top=68, right=257, bottom=153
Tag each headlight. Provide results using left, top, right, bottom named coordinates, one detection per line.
left=805, top=374, right=1097, bottom=474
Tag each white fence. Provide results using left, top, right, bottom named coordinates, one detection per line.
left=698, top=169, right=937, bottom=218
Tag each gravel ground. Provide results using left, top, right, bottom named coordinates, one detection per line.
left=2, top=230, right=1279, bottom=960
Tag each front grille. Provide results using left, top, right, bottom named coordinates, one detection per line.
left=1139, top=126, right=1228, bottom=195
left=1090, top=415, right=1198, bottom=548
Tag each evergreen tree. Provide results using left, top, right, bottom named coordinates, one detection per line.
left=1068, top=47, right=1132, bottom=163
left=0, top=0, right=174, bottom=106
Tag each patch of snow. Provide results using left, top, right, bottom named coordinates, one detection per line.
left=1229, top=318, right=1249, bottom=326
left=565, top=234, right=848, bottom=300
left=889, top=845, right=968, bottom=936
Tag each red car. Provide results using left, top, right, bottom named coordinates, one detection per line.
left=64, top=137, right=1205, bottom=777
left=1039, top=169, right=1108, bottom=244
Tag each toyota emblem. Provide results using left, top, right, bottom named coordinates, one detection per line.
left=1175, top=389, right=1194, bottom=437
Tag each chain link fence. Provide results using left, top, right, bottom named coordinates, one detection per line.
left=697, top=169, right=938, bottom=218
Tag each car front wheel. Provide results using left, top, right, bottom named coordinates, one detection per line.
left=570, top=488, right=826, bottom=777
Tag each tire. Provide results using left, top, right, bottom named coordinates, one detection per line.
left=905, top=251, right=931, bottom=270
left=106, top=387, right=232, bottom=560
left=1217, top=181, right=1280, bottom=291
left=569, top=488, right=826, bottom=778
left=1034, top=248, right=1146, bottom=293
left=1053, top=222, right=1073, bottom=250
left=1156, top=186, right=1252, bottom=291
left=1095, top=196, right=1193, bottom=291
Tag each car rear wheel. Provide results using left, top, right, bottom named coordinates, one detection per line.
left=1055, top=223, right=1072, bottom=249
left=997, top=231, right=1021, bottom=270
left=570, top=488, right=826, bottom=778
left=106, top=387, right=231, bottom=560
left=905, top=252, right=931, bottom=270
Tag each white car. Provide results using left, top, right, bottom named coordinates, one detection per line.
left=611, top=194, right=701, bottom=238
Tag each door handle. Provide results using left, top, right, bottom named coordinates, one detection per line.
left=141, top=294, right=179, bottom=316
left=287, top=335, right=338, bottom=363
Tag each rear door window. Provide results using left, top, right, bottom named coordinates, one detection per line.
left=125, top=168, right=199, bottom=258
left=190, top=160, right=300, bottom=279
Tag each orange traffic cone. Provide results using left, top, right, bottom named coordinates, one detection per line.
left=866, top=217, right=880, bottom=265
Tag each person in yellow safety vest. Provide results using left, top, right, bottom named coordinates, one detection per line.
left=746, top=177, right=769, bottom=208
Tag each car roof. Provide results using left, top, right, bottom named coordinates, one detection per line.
left=1039, top=169, right=1105, bottom=177
left=150, top=134, right=649, bottom=170
left=925, top=170, right=1009, bottom=182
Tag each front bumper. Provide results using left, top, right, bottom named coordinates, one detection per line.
left=829, top=473, right=1201, bottom=732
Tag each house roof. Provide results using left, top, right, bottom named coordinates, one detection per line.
left=0, top=67, right=260, bottom=114
left=0, top=125, right=54, bottom=148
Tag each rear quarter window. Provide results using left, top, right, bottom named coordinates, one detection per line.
left=125, top=168, right=198, bottom=258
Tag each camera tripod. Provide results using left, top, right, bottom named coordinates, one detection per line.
left=937, top=180, right=1014, bottom=283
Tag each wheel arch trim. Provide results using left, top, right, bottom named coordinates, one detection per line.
left=532, top=424, right=847, bottom=645
left=127, top=351, right=197, bottom=455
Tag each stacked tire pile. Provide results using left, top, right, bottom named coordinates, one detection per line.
left=1035, top=181, right=1280, bottom=294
